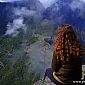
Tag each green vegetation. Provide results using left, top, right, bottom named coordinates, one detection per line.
left=0, top=36, right=21, bottom=61
left=42, top=80, right=46, bottom=85
left=27, top=36, right=39, bottom=46
left=0, top=35, right=40, bottom=85
left=0, top=55, right=40, bottom=85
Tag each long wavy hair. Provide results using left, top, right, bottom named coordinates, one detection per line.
left=55, top=24, right=84, bottom=61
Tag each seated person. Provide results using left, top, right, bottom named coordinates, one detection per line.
left=44, top=24, right=84, bottom=85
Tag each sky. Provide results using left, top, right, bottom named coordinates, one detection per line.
left=0, top=0, right=21, bottom=2
left=80, top=0, right=85, bottom=2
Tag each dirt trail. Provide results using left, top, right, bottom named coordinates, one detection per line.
left=27, top=37, right=54, bottom=76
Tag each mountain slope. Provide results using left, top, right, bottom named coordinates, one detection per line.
left=0, top=0, right=45, bottom=35
left=43, top=0, right=85, bottom=30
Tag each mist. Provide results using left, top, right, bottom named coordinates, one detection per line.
left=5, top=6, right=36, bottom=36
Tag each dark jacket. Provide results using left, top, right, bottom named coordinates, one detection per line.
left=52, top=50, right=82, bottom=84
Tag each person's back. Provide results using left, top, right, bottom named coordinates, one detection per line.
left=52, top=24, right=84, bottom=84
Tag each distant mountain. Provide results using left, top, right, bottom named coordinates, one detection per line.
left=0, top=0, right=85, bottom=47
left=0, top=0, right=45, bottom=35
left=43, top=0, right=85, bottom=30
left=42, top=0, right=85, bottom=48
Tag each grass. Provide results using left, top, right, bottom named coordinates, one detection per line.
left=42, top=79, right=46, bottom=85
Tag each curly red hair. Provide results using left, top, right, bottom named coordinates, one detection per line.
left=55, top=24, right=84, bottom=61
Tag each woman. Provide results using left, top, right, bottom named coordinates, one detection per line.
left=44, top=24, right=84, bottom=84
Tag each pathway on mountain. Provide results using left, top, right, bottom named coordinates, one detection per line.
left=26, top=36, right=54, bottom=76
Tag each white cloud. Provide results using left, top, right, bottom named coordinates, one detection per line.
left=70, top=0, right=85, bottom=18
left=5, top=17, right=27, bottom=36
left=14, top=7, right=36, bottom=17
left=5, top=6, right=36, bottom=36
left=70, top=0, right=84, bottom=11
left=80, top=0, right=85, bottom=2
